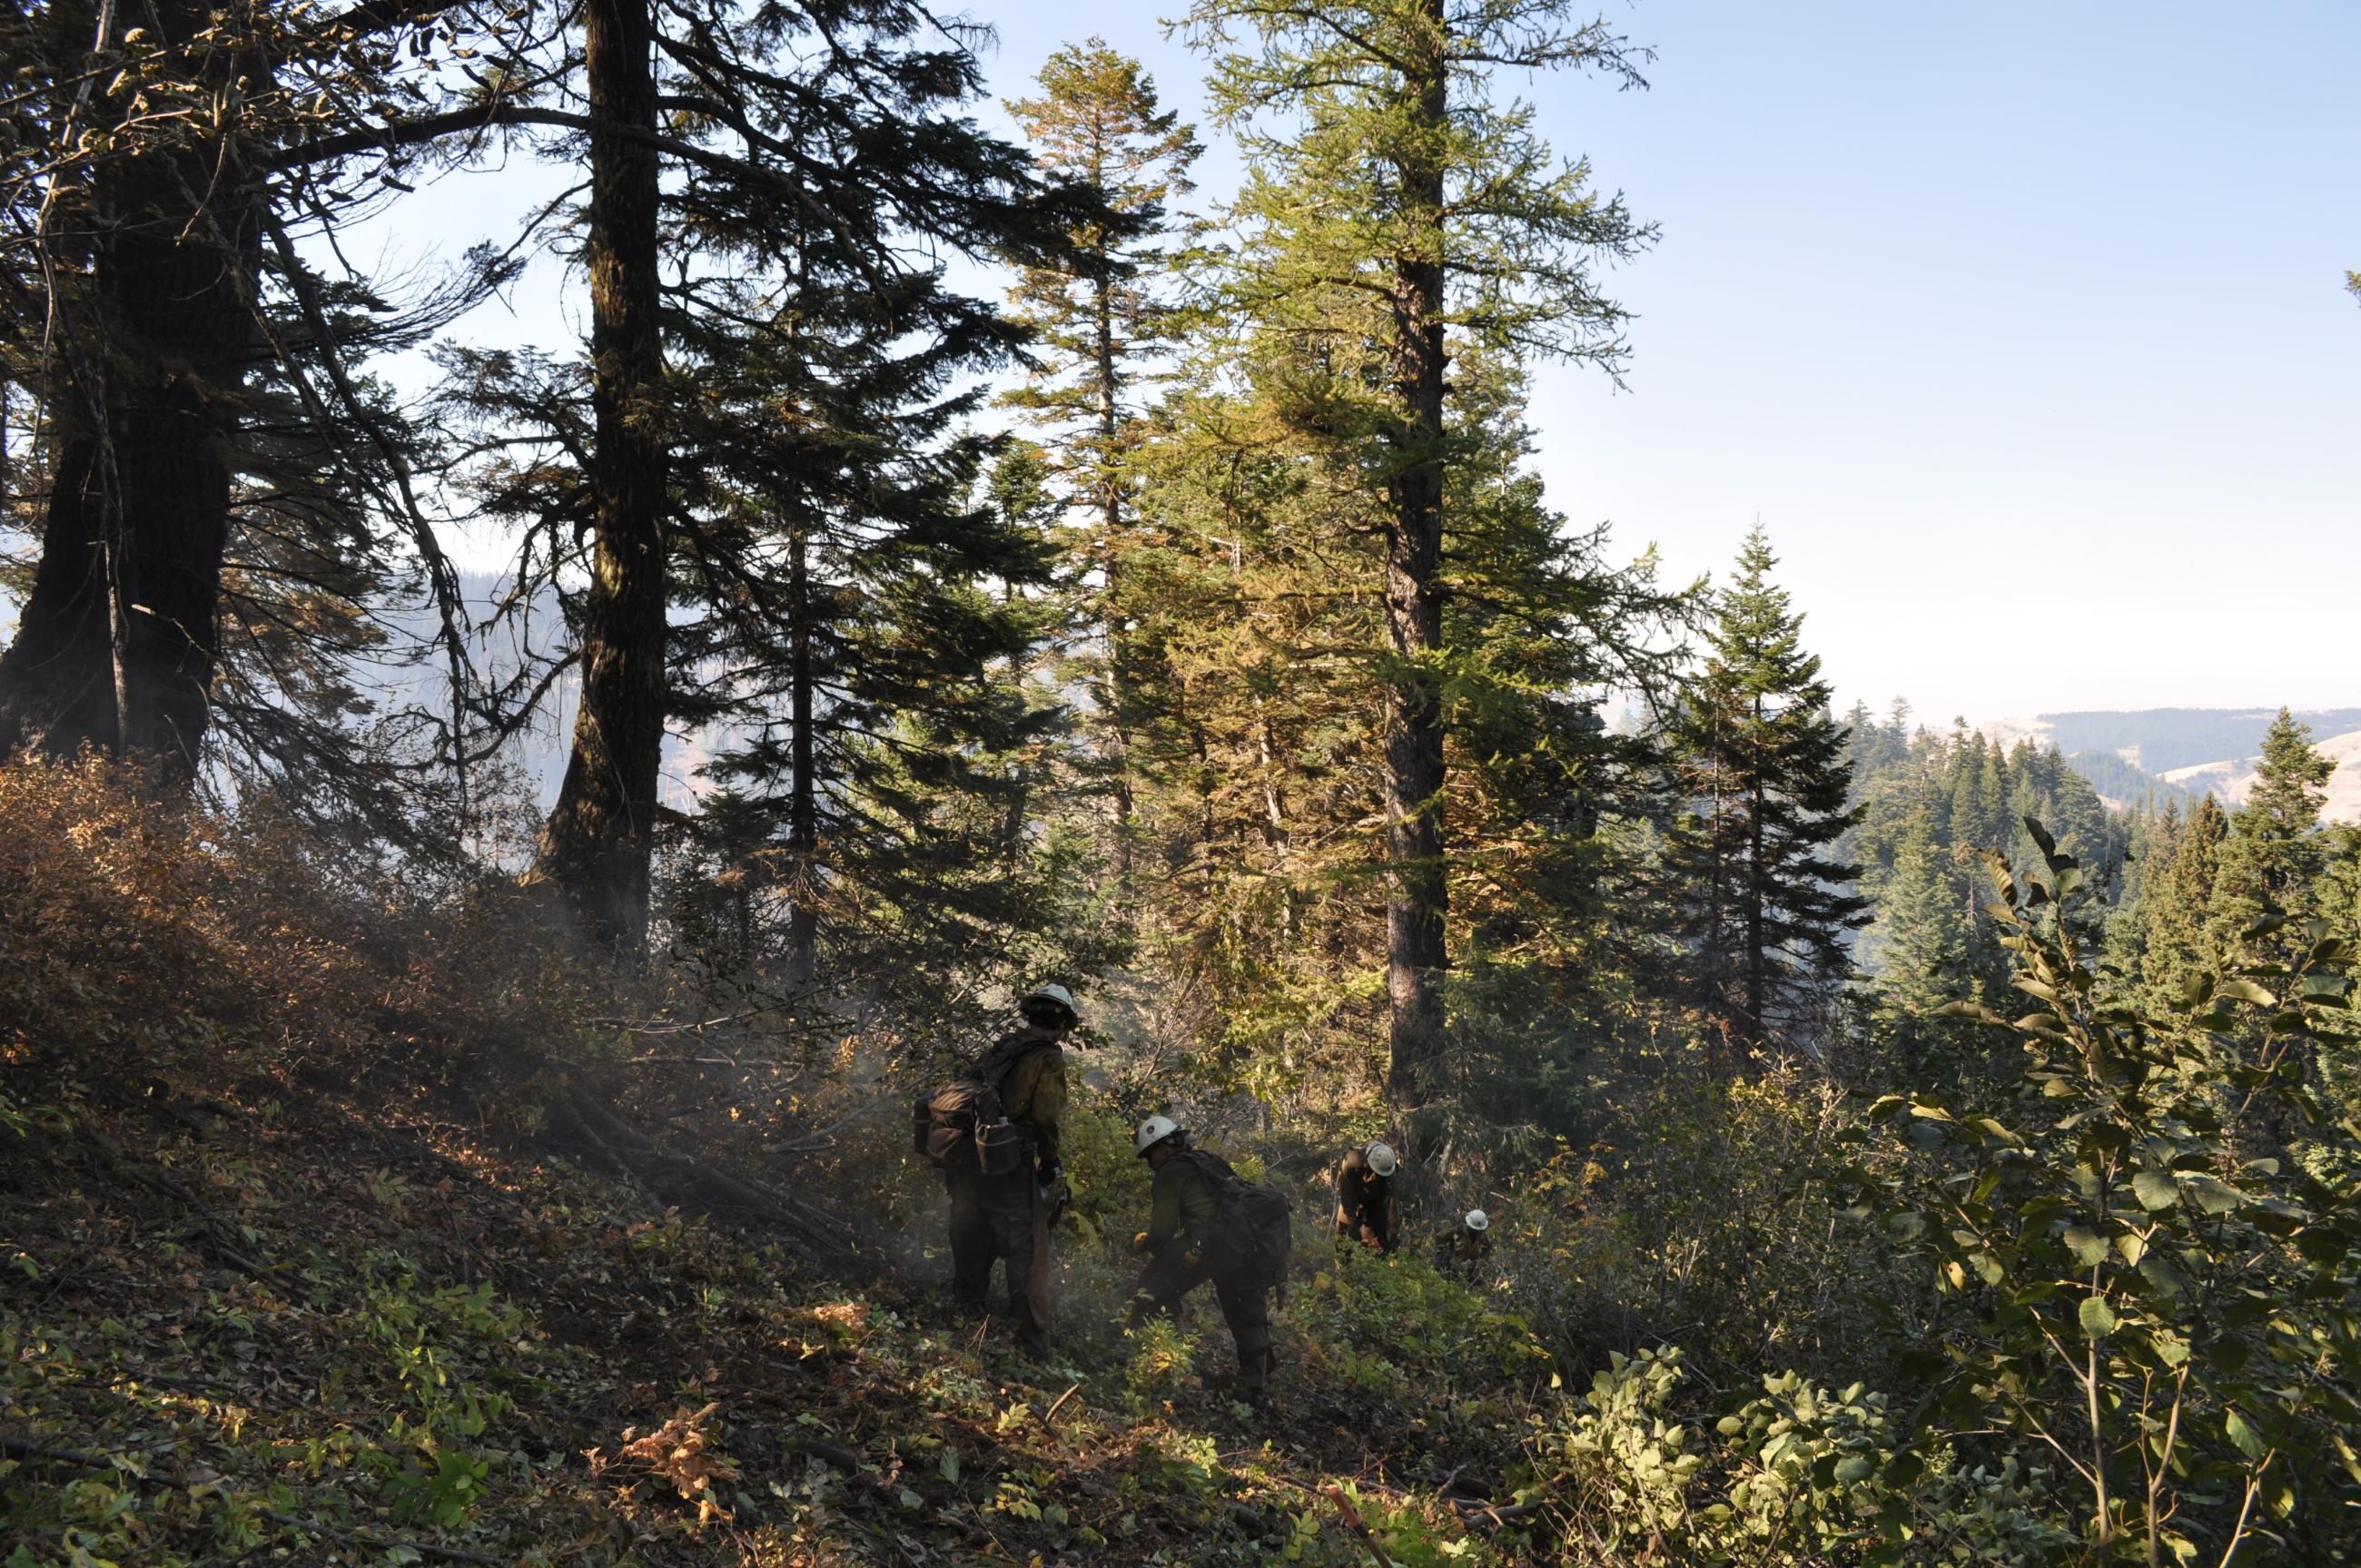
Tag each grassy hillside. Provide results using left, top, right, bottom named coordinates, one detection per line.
left=0, top=761, right=1546, bottom=1567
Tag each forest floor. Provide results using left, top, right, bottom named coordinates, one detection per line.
left=1, top=1040, right=1546, bottom=1567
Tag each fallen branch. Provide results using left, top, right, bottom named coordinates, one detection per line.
left=770, top=1094, right=894, bottom=1154
left=551, top=1090, right=864, bottom=1268
left=798, top=1437, right=865, bottom=1473
left=261, top=1509, right=500, bottom=1565
left=1324, top=1483, right=1396, bottom=1568
left=78, top=1129, right=286, bottom=1282
left=1, top=1435, right=120, bottom=1470
left=1444, top=1496, right=1537, bottom=1528
left=554, top=1096, right=665, bottom=1213
left=1041, top=1381, right=1083, bottom=1429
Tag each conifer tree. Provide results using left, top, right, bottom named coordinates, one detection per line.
left=439, top=0, right=1088, bottom=947
left=1181, top=0, right=1654, bottom=1144
left=2141, top=792, right=2230, bottom=1002
left=662, top=232, right=1063, bottom=990
left=0, top=0, right=533, bottom=785
left=1864, top=808, right=1977, bottom=1078
left=1003, top=41, right=1200, bottom=881
left=2101, top=796, right=2178, bottom=987
left=1947, top=731, right=2007, bottom=856
left=2207, top=708, right=2336, bottom=963
left=529, top=0, right=668, bottom=950
left=1124, top=338, right=1681, bottom=1142
left=1666, top=528, right=1867, bottom=1050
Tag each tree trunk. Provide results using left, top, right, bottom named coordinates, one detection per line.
left=1381, top=1, right=1451, bottom=1157
left=532, top=0, right=668, bottom=950
left=0, top=0, right=261, bottom=780
left=1744, top=697, right=1766, bottom=1046
left=1092, top=268, right=1135, bottom=885
left=784, top=530, right=817, bottom=984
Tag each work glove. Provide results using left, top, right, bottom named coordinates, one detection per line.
left=1132, top=1230, right=1151, bottom=1252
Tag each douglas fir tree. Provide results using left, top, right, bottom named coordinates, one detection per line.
left=1667, top=528, right=1867, bottom=1053
left=1003, top=41, right=1201, bottom=883
left=1180, top=0, right=1656, bottom=1148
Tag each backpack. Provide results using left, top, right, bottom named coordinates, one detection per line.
left=910, top=1035, right=1042, bottom=1177
left=1180, top=1149, right=1294, bottom=1307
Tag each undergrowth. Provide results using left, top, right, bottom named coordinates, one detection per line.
left=16, top=765, right=2348, bottom=1564
left=0, top=759, right=1536, bottom=1565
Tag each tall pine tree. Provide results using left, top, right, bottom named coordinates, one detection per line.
left=2207, top=708, right=2336, bottom=962
left=1181, top=0, right=1654, bottom=1149
left=1002, top=42, right=1200, bottom=883
left=0, top=0, right=531, bottom=790
left=2140, top=791, right=2230, bottom=1005
left=438, top=0, right=1087, bottom=947
left=1666, top=528, right=1867, bottom=1052
left=1862, top=808, right=1979, bottom=1080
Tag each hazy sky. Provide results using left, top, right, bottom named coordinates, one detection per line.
left=367, top=1, right=2361, bottom=725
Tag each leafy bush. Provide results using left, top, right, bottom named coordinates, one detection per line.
left=1528, top=1346, right=2070, bottom=1566
left=1293, top=1245, right=1547, bottom=1405
left=0, top=754, right=608, bottom=1102
left=1489, top=1050, right=1904, bottom=1386
left=1843, top=823, right=2361, bottom=1563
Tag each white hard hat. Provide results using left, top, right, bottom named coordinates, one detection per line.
left=1022, top=982, right=1077, bottom=1013
left=1136, top=1114, right=1181, bottom=1157
left=1464, top=1208, right=1489, bottom=1233
left=1365, top=1141, right=1398, bottom=1178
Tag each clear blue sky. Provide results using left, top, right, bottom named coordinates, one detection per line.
left=365, top=1, right=2361, bottom=726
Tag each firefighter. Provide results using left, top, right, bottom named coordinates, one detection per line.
left=944, top=983, right=1076, bottom=1354
left=1127, top=1116, right=1279, bottom=1398
left=1332, top=1139, right=1400, bottom=1253
left=1434, top=1208, right=1493, bottom=1284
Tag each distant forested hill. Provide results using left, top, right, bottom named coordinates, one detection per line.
left=2060, top=747, right=2196, bottom=811
left=2034, top=708, right=2361, bottom=774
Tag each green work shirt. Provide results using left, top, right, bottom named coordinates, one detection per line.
left=992, top=1030, right=1068, bottom=1171
left=1143, top=1149, right=1229, bottom=1257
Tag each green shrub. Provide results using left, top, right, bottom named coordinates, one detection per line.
left=1530, top=1346, right=2070, bottom=1566
left=1294, top=1245, right=1548, bottom=1404
left=1842, top=824, right=2361, bottom=1564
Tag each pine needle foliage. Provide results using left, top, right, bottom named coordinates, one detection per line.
left=1175, top=0, right=1660, bottom=1146
left=1001, top=40, right=1203, bottom=884
left=1665, top=528, right=1867, bottom=1053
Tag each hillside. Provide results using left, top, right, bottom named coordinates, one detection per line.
left=1976, top=707, right=2361, bottom=775
left=2161, top=726, right=2361, bottom=823
left=1964, top=707, right=2361, bottom=822
left=0, top=764, right=1556, bottom=1568
left=12, top=761, right=2244, bottom=1568
left=5, top=1063, right=1529, bottom=1566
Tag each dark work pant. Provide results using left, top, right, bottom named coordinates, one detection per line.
left=1129, top=1249, right=1274, bottom=1386
left=946, top=1162, right=1046, bottom=1348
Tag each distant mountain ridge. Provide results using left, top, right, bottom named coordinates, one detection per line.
left=1995, top=709, right=2361, bottom=775
left=1974, top=708, right=2361, bottom=825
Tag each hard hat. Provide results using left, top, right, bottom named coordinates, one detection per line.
left=1136, top=1114, right=1181, bottom=1157
left=1464, top=1208, right=1489, bottom=1233
left=1022, top=982, right=1077, bottom=1014
left=1365, top=1141, right=1398, bottom=1178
